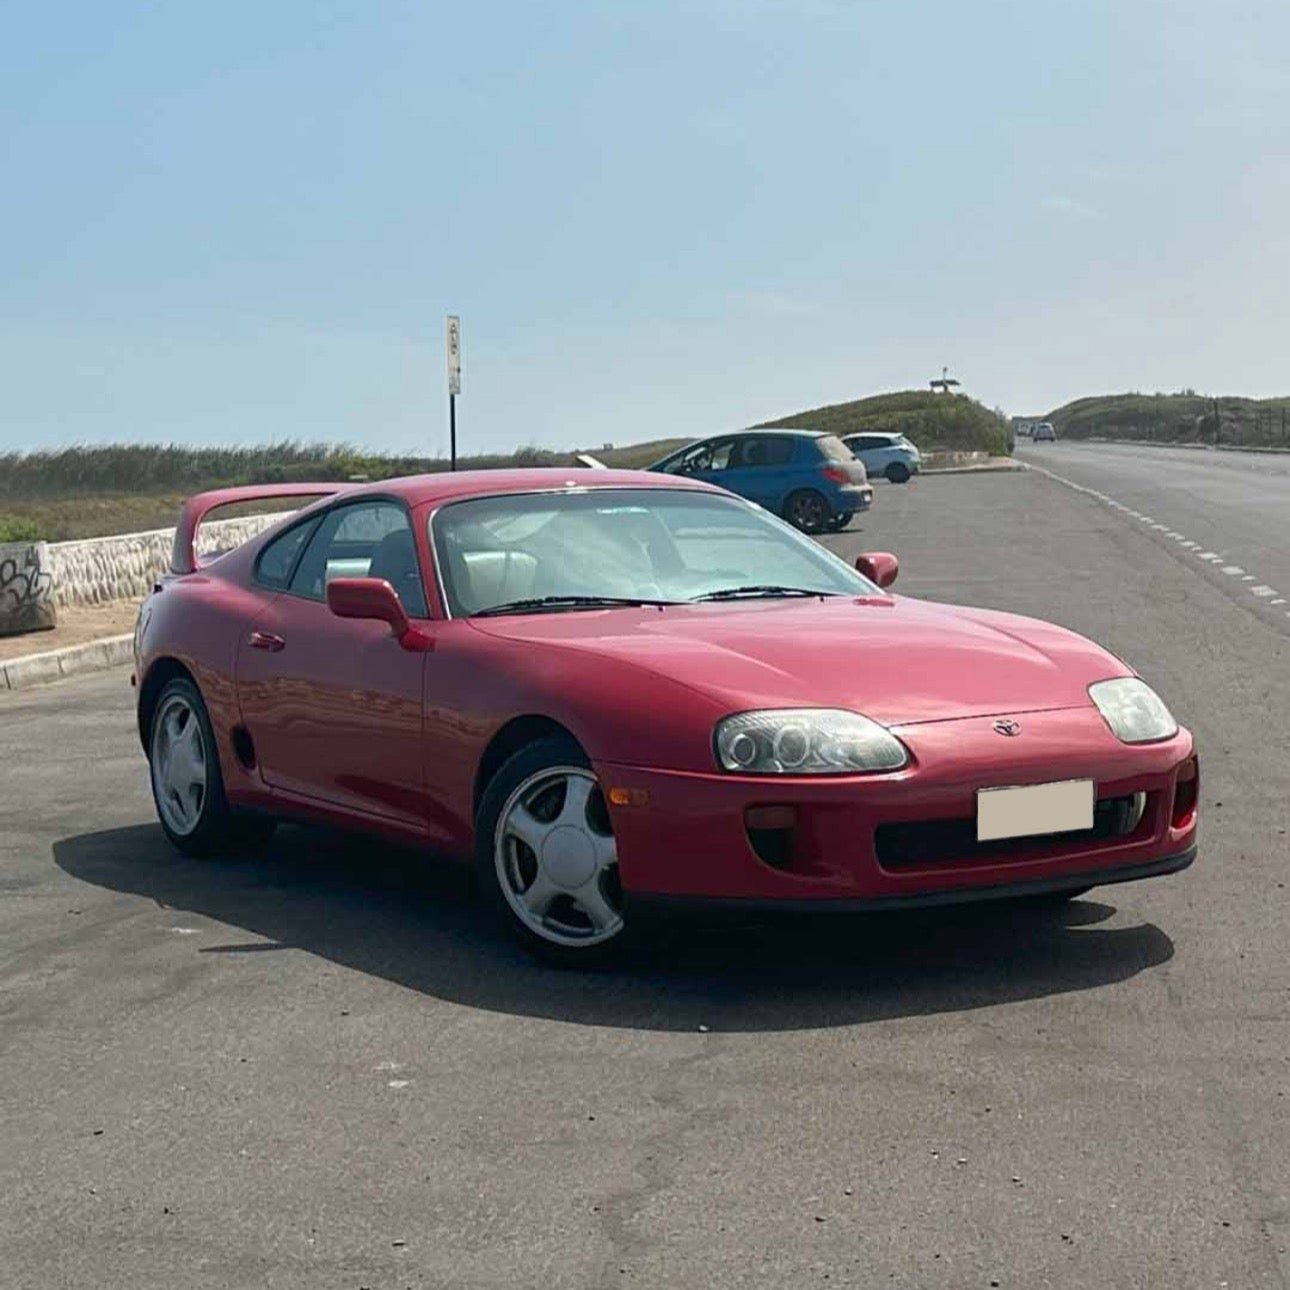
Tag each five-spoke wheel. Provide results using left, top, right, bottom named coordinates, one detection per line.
left=147, top=674, right=273, bottom=856
left=477, top=735, right=628, bottom=964
left=784, top=489, right=829, bottom=534
left=151, top=691, right=208, bottom=838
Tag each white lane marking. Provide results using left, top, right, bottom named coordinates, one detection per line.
left=388, top=1079, right=411, bottom=1089
left=1022, top=460, right=1285, bottom=624
left=170, top=927, right=200, bottom=935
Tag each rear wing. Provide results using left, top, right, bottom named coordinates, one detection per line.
left=170, top=483, right=349, bottom=575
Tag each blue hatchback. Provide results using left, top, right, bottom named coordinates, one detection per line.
left=649, top=429, right=872, bottom=533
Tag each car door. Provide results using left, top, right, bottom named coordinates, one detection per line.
left=731, top=434, right=796, bottom=508
left=235, top=498, right=430, bottom=830
left=846, top=434, right=879, bottom=473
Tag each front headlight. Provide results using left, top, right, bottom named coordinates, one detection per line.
left=1089, top=678, right=1178, bottom=744
left=714, top=708, right=908, bottom=774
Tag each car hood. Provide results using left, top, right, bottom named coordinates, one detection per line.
left=467, top=596, right=1130, bottom=727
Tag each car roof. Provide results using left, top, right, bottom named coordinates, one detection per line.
left=741, top=426, right=829, bottom=438
left=331, top=467, right=722, bottom=509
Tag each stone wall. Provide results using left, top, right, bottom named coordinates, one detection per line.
left=47, top=513, right=288, bottom=609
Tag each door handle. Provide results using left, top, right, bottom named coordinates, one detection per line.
left=248, top=631, right=286, bottom=652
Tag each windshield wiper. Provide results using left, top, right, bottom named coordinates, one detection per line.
left=472, top=595, right=680, bottom=618
left=691, top=585, right=843, bottom=602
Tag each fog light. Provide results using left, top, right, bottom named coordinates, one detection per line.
left=744, top=805, right=797, bottom=870
left=745, top=805, right=797, bottom=831
left=1171, top=756, right=1198, bottom=829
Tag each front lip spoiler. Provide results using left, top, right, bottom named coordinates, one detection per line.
left=627, top=845, right=1196, bottom=916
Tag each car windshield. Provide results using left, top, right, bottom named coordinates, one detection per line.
left=432, top=488, right=877, bottom=616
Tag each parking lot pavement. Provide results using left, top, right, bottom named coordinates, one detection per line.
left=3, top=471, right=1290, bottom=1288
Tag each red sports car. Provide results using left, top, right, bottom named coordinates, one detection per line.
left=135, top=469, right=1197, bottom=964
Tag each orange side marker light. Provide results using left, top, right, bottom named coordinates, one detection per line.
left=608, top=787, right=650, bottom=807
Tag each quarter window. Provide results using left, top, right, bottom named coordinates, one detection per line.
left=289, top=501, right=428, bottom=616
left=255, top=519, right=318, bottom=589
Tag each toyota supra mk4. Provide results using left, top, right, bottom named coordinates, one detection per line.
left=134, top=469, right=1197, bottom=965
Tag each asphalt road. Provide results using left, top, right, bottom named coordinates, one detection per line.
left=1017, top=440, right=1290, bottom=638
left=3, top=470, right=1289, bottom=1288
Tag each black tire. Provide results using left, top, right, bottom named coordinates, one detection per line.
left=885, top=462, right=911, bottom=484
left=784, top=489, right=829, bottom=534
left=475, top=734, right=630, bottom=968
left=147, top=676, right=274, bottom=857
left=828, top=512, right=853, bottom=532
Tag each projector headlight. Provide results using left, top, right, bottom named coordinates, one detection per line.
left=714, top=708, right=908, bottom=775
left=1089, top=677, right=1178, bottom=744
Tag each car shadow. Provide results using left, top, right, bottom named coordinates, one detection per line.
left=53, top=823, right=1175, bottom=1034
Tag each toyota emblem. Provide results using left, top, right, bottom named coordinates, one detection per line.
left=992, top=718, right=1022, bottom=737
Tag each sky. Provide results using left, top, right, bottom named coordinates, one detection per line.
left=2, top=0, right=1288, bottom=456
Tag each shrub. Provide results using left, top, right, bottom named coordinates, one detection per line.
left=0, top=516, right=41, bottom=543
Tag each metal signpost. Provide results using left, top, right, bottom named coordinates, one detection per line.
left=446, top=314, right=461, bottom=469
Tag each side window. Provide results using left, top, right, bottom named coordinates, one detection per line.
left=668, top=438, right=734, bottom=475
left=255, top=519, right=317, bottom=589
left=761, top=437, right=794, bottom=466
left=289, top=501, right=428, bottom=616
left=704, top=439, right=736, bottom=471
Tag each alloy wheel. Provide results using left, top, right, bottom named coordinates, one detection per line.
left=150, top=693, right=208, bottom=837
left=787, top=492, right=827, bottom=533
left=494, top=766, right=623, bottom=948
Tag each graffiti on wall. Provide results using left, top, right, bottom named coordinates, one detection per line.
left=0, top=544, right=57, bottom=635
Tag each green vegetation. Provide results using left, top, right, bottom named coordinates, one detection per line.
left=0, top=392, right=1011, bottom=541
left=1047, top=392, right=1290, bottom=446
left=758, top=390, right=1014, bottom=456
left=0, top=516, right=42, bottom=544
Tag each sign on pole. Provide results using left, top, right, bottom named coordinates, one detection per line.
left=445, top=314, right=461, bottom=469
left=446, top=315, right=461, bottom=396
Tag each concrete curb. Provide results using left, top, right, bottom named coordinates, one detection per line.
left=920, top=460, right=1020, bottom=476
left=1, top=634, right=133, bottom=692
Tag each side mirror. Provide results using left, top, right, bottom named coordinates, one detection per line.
left=855, top=552, right=899, bottom=589
left=326, top=577, right=410, bottom=637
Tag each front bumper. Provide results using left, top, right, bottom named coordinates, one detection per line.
left=597, top=709, right=1197, bottom=904
left=629, top=846, right=1196, bottom=915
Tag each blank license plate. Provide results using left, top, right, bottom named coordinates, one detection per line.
left=976, top=779, right=1094, bottom=842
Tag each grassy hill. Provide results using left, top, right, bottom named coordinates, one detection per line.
left=758, top=390, right=1013, bottom=455
left=0, top=391, right=1008, bottom=542
left=1047, top=392, right=1290, bottom=447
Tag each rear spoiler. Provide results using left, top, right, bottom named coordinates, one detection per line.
left=170, top=483, right=348, bottom=575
